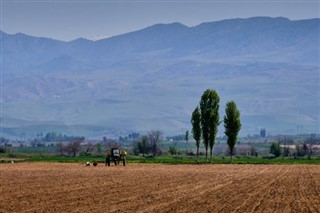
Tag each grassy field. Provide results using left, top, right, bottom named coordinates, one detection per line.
left=1, top=153, right=319, bottom=164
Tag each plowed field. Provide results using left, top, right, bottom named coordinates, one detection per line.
left=0, top=163, right=319, bottom=213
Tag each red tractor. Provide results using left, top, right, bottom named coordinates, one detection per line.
left=105, top=148, right=127, bottom=166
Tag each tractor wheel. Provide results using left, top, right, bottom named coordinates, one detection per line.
left=123, top=157, right=126, bottom=166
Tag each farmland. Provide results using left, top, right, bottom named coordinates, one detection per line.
left=0, top=163, right=319, bottom=212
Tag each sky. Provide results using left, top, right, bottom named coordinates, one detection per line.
left=1, top=0, right=320, bottom=41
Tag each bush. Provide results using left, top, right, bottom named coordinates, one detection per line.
left=8, top=153, right=17, bottom=158
left=168, top=146, right=177, bottom=155
left=0, top=147, right=7, bottom=154
left=270, top=142, right=281, bottom=157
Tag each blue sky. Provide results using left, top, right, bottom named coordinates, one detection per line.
left=1, top=0, right=320, bottom=41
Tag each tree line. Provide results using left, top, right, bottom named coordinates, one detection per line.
left=270, top=136, right=318, bottom=160
left=133, top=130, right=163, bottom=156
left=191, top=89, right=241, bottom=162
left=128, top=89, right=242, bottom=162
left=42, top=132, right=85, bottom=142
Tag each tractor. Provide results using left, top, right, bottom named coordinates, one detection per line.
left=105, top=148, right=127, bottom=166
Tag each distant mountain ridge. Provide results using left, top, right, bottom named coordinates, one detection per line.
left=3, top=17, right=319, bottom=73
left=1, top=17, right=319, bottom=138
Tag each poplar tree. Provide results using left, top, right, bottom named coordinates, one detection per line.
left=224, top=101, right=241, bottom=163
left=191, top=107, right=201, bottom=161
left=200, top=89, right=220, bottom=162
left=185, top=130, right=189, bottom=154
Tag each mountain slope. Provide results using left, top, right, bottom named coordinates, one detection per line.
left=1, top=17, right=319, bottom=138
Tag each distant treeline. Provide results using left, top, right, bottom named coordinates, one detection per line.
left=118, top=132, right=140, bottom=143
left=42, top=132, right=84, bottom=142
left=0, top=137, right=9, bottom=143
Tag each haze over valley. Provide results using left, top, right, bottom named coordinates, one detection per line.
left=1, top=17, right=319, bottom=138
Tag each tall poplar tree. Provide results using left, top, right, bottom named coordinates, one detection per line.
left=200, top=89, right=220, bottom=162
left=191, top=107, right=201, bottom=162
left=224, top=101, right=241, bottom=163
left=185, top=130, right=189, bottom=154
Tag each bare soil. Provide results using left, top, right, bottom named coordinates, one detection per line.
left=0, top=163, right=319, bottom=213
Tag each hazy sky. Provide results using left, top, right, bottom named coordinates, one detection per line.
left=1, top=0, right=320, bottom=41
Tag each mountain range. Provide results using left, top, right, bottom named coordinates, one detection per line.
left=1, top=17, right=319, bottom=139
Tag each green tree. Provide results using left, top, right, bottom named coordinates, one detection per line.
left=305, top=134, right=318, bottom=160
left=224, top=101, right=241, bottom=163
left=200, top=89, right=220, bottom=162
left=0, top=147, right=7, bottom=154
left=270, top=142, right=281, bottom=157
left=56, top=142, right=65, bottom=156
left=168, top=146, right=177, bottom=155
left=191, top=107, right=201, bottom=162
left=295, top=144, right=305, bottom=157
left=148, top=131, right=163, bottom=156
left=96, top=143, right=103, bottom=156
left=133, top=137, right=149, bottom=156
left=185, top=130, right=189, bottom=154
left=260, top=128, right=266, bottom=137
left=138, top=136, right=149, bottom=156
